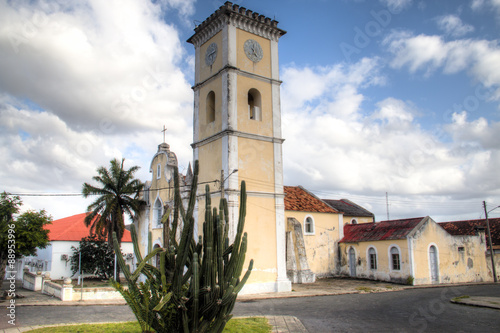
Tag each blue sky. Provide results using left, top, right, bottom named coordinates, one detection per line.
left=1, top=0, right=500, bottom=222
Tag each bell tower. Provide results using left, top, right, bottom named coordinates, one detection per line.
left=188, top=2, right=290, bottom=293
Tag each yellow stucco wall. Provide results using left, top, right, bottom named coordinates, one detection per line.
left=285, top=211, right=339, bottom=277
left=343, top=216, right=374, bottom=225
left=236, top=30, right=271, bottom=78
left=411, top=220, right=491, bottom=284
left=236, top=76, right=273, bottom=137
left=199, top=32, right=224, bottom=83
left=238, top=138, right=275, bottom=193
left=243, top=197, right=278, bottom=284
left=338, top=218, right=492, bottom=285
left=197, top=140, right=222, bottom=194
left=339, top=239, right=410, bottom=284
left=198, top=83, right=223, bottom=140
left=195, top=193, right=278, bottom=286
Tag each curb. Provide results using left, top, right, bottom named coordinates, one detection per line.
left=450, top=296, right=500, bottom=310
left=1, top=317, right=308, bottom=333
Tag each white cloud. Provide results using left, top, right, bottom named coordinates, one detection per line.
left=435, top=14, right=474, bottom=37
left=384, top=31, right=500, bottom=98
left=471, top=0, right=485, bottom=10
left=380, top=0, right=412, bottom=13
left=0, top=0, right=195, bottom=219
left=281, top=58, right=500, bottom=221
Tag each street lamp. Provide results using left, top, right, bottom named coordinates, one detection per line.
left=220, top=169, right=238, bottom=199
left=483, top=201, right=499, bottom=283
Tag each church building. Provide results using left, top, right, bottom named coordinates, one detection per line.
left=133, top=2, right=497, bottom=293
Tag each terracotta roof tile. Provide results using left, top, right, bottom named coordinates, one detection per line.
left=284, top=186, right=338, bottom=213
left=45, top=213, right=132, bottom=242
left=340, top=217, right=425, bottom=243
left=439, top=218, right=500, bottom=246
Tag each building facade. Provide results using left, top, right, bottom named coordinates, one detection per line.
left=18, top=213, right=133, bottom=281
left=339, top=217, right=491, bottom=285
left=187, top=2, right=289, bottom=294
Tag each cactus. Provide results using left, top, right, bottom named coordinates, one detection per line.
left=110, top=160, right=253, bottom=333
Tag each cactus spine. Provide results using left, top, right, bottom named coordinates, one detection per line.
left=111, top=160, right=253, bottom=332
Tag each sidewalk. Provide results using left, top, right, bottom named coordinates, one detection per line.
left=2, top=278, right=499, bottom=333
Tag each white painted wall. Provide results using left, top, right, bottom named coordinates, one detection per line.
left=22, top=241, right=134, bottom=280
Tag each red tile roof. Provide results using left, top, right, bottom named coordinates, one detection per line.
left=284, top=186, right=338, bottom=213
left=439, top=218, right=500, bottom=247
left=45, top=213, right=132, bottom=242
left=340, top=217, right=425, bottom=243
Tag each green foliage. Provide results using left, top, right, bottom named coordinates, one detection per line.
left=82, top=158, right=145, bottom=248
left=70, top=234, right=115, bottom=279
left=111, top=160, right=253, bottom=333
left=406, top=275, right=414, bottom=285
left=0, top=192, right=52, bottom=279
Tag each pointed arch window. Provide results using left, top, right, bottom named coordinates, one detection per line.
left=206, top=91, right=215, bottom=123
left=248, top=88, right=261, bottom=121
left=154, top=198, right=162, bottom=228
left=368, top=247, right=377, bottom=270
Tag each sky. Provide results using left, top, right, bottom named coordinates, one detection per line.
left=1, top=0, right=500, bottom=223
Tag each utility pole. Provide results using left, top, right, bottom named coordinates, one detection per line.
left=386, top=192, right=390, bottom=221
left=483, top=201, right=497, bottom=282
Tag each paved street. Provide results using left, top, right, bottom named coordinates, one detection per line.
left=3, top=284, right=499, bottom=332
left=234, top=284, right=500, bottom=332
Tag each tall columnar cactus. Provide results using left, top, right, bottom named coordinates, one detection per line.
left=110, top=160, right=253, bottom=333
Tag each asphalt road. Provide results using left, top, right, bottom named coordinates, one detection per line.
left=233, top=284, right=500, bottom=332
left=9, top=284, right=500, bottom=332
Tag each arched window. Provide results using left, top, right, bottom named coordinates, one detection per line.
left=304, top=215, right=314, bottom=235
left=248, top=89, right=261, bottom=121
left=368, top=247, right=377, bottom=270
left=390, top=246, right=400, bottom=270
left=206, top=91, right=215, bottom=123
left=351, top=219, right=358, bottom=224
left=154, top=198, right=162, bottom=228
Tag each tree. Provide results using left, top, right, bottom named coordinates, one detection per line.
left=0, top=192, right=52, bottom=280
left=82, top=158, right=144, bottom=248
left=70, top=234, right=115, bottom=280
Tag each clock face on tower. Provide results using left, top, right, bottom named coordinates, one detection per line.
left=205, top=42, right=218, bottom=66
left=244, top=39, right=263, bottom=63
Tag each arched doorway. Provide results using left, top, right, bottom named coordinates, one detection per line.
left=429, top=245, right=439, bottom=283
left=349, top=248, right=356, bottom=277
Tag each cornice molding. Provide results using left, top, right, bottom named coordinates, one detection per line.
left=191, top=129, right=285, bottom=149
left=187, top=1, right=286, bottom=47
left=192, top=65, right=282, bottom=91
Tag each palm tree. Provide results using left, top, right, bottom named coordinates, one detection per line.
left=82, top=158, right=144, bottom=251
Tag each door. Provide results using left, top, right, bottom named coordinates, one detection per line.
left=349, top=248, right=356, bottom=277
left=429, top=246, right=439, bottom=283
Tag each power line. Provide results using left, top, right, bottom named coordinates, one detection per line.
left=6, top=180, right=219, bottom=197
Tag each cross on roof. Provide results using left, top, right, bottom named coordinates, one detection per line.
left=161, top=125, right=167, bottom=143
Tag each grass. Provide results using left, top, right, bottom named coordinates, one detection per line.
left=452, top=295, right=470, bottom=301
left=26, top=317, right=271, bottom=333
left=385, top=285, right=393, bottom=289
left=356, top=286, right=373, bottom=292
